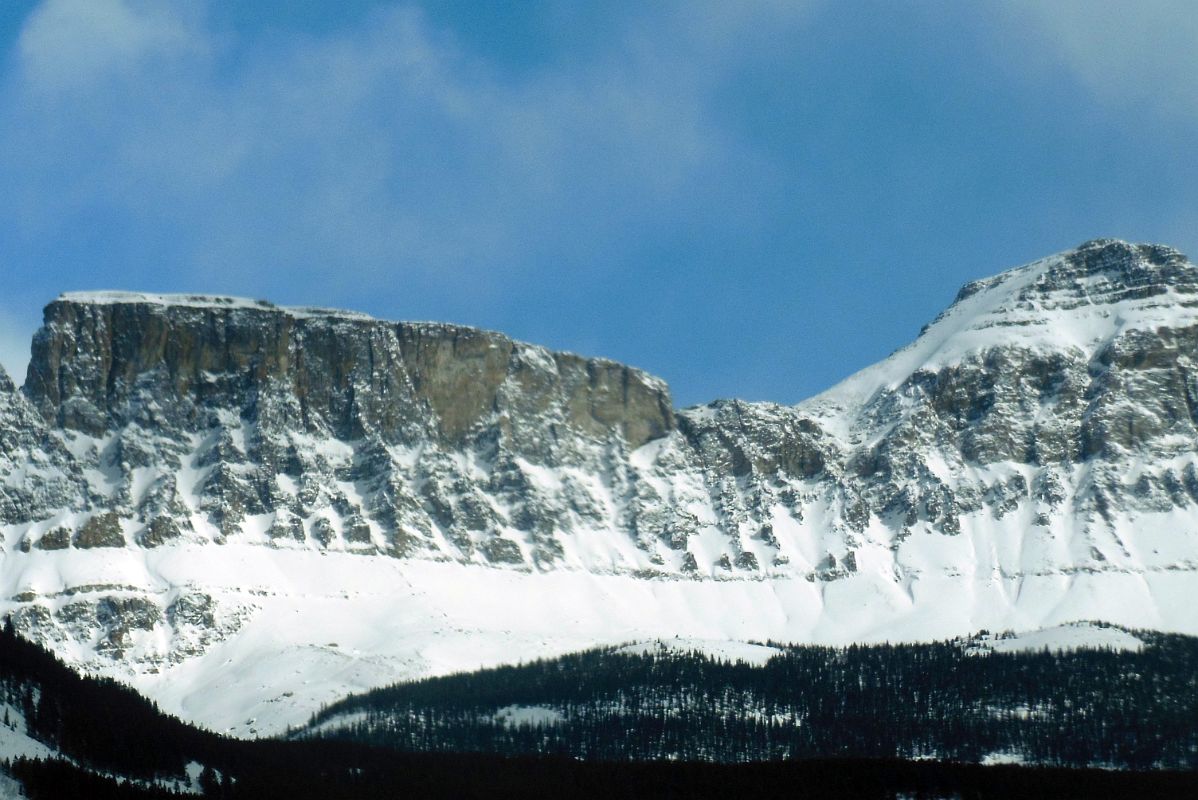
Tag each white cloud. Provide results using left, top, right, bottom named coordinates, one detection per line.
left=0, top=1, right=818, bottom=304
left=1004, top=0, right=1198, bottom=122
left=17, top=0, right=207, bottom=93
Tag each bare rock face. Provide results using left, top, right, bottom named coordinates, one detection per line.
left=34, top=526, right=70, bottom=551
left=25, top=296, right=674, bottom=452
left=0, top=365, right=88, bottom=525
left=73, top=512, right=126, bottom=549
left=11, top=294, right=688, bottom=574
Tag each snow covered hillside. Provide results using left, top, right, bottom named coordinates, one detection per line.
left=1, top=238, right=1197, bottom=734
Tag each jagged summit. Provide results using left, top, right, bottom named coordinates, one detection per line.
left=952, top=239, right=1194, bottom=305
left=802, top=239, right=1198, bottom=423
left=941, top=238, right=1198, bottom=339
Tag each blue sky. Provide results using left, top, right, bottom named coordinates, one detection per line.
left=1, top=1, right=1196, bottom=407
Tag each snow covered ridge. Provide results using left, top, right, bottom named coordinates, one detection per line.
left=1, top=238, right=1198, bottom=734
left=800, top=239, right=1198, bottom=422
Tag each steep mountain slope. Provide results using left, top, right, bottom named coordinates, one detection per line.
left=1, top=239, right=1197, bottom=734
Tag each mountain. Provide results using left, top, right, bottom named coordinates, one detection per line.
left=1, top=238, right=1197, bottom=735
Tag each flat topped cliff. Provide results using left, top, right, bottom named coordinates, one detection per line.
left=26, top=292, right=675, bottom=451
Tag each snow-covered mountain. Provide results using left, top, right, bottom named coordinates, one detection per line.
left=2, top=238, right=1197, bottom=735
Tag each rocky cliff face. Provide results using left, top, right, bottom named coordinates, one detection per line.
left=26, top=295, right=674, bottom=450
left=18, top=294, right=675, bottom=566
left=1, top=239, right=1197, bottom=734
left=0, top=366, right=87, bottom=526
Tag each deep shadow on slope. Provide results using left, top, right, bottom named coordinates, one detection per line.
left=12, top=752, right=1198, bottom=800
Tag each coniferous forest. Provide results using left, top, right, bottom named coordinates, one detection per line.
left=304, top=630, right=1198, bottom=770
left=2, top=621, right=1197, bottom=799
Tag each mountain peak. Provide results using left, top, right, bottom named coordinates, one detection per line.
left=1066, top=237, right=1189, bottom=277
left=803, top=240, right=1198, bottom=420
left=953, top=239, right=1196, bottom=307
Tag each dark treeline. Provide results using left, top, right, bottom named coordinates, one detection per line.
left=3, top=621, right=1198, bottom=799
left=11, top=753, right=1198, bottom=800
left=305, top=629, right=1198, bottom=769
left=0, top=618, right=212, bottom=780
